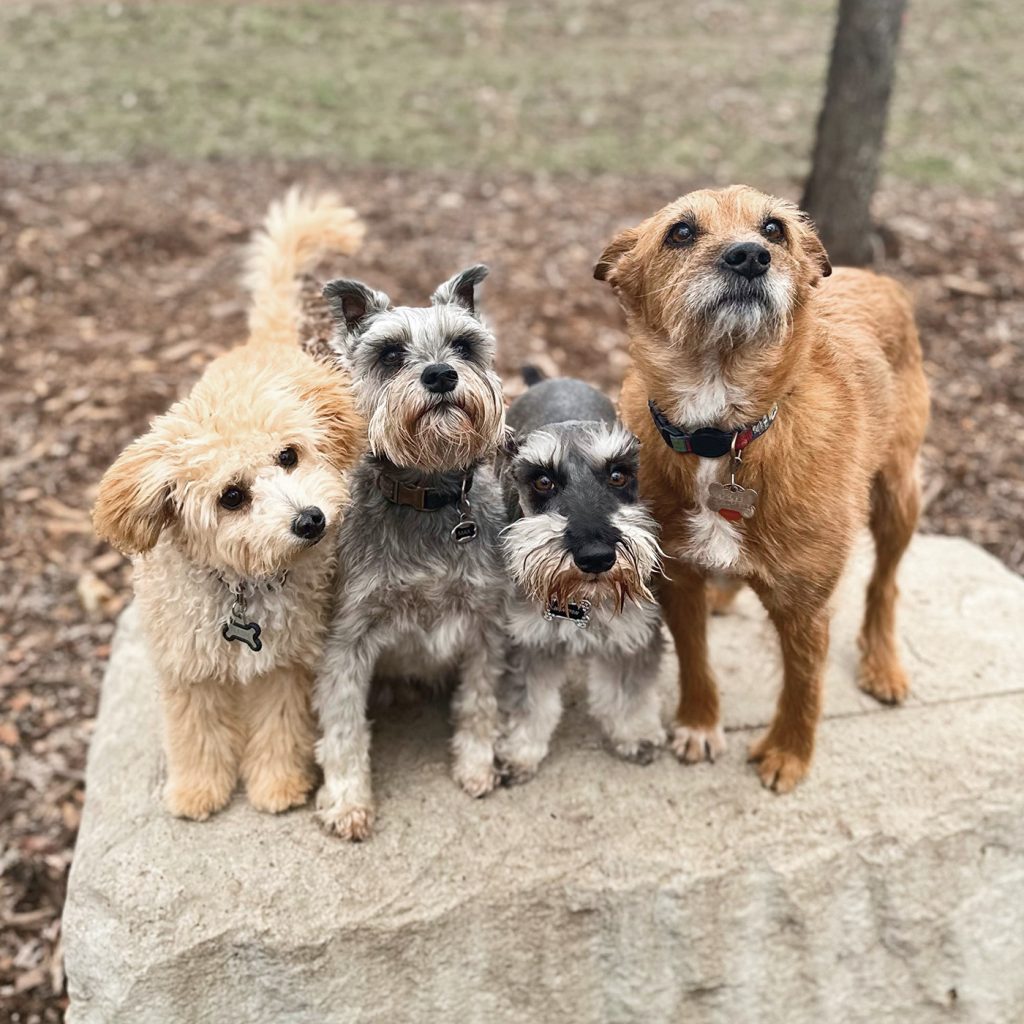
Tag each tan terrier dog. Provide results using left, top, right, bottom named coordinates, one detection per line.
left=596, top=185, right=929, bottom=792
left=93, top=191, right=365, bottom=819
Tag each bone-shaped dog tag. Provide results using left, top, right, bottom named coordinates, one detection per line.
left=707, top=481, right=758, bottom=522
left=222, top=618, right=263, bottom=652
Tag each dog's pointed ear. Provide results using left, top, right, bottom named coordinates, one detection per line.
left=796, top=212, right=832, bottom=283
left=92, top=432, right=173, bottom=555
left=323, top=279, right=391, bottom=339
left=594, top=228, right=639, bottom=283
left=431, top=265, right=489, bottom=316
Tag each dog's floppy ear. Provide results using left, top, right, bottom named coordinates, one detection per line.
left=323, top=279, right=391, bottom=339
left=795, top=212, right=832, bottom=283
left=431, top=265, right=489, bottom=316
left=92, top=432, right=173, bottom=555
left=594, top=228, right=639, bottom=283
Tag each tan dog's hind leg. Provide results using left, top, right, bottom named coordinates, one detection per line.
left=162, top=681, right=245, bottom=820
left=749, top=594, right=828, bottom=793
left=858, top=461, right=920, bottom=705
left=664, top=563, right=726, bottom=764
left=241, top=666, right=317, bottom=813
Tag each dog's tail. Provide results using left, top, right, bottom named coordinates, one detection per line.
left=244, top=188, right=365, bottom=347
left=520, top=365, right=547, bottom=388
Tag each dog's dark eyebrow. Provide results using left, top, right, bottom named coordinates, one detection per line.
left=515, top=459, right=563, bottom=482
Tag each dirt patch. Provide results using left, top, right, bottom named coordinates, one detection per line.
left=1, top=159, right=1021, bottom=1019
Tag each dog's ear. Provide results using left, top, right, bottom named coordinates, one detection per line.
left=93, top=432, right=173, bottom=555
left=594, top=228, right=639, bottom=283
left=431, top=265, right=489, bottom=316
left=323, top=279, right=391, bottom=339
left=795, top=212, right=832, bottom=283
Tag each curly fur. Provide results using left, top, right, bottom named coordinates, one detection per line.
left=92, top=191, right=365, bottom=820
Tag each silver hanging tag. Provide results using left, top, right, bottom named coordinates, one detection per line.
left=451, top=477, right=478, bottom=543
left=222, top=587, right=263, bottom=652
left=707, top=441, right=758, bottom=522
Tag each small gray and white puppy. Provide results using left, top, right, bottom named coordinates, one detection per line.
left=496, top=372, right=666, bottom=783
left=314, top=266, right=510, bottom=841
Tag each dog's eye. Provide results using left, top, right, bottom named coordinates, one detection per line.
left=531, top=475, right=556, bottom=495
left=665, top=221, right=696, bottom=248
left=450, top=336, right=474, bottom=359
left=379, top=345, right=405, bottom=369
left=219, top=486, right=249, bottom=511
left=277, top=446, right=298, bottom=469
left=762, top=219, right=785, bottom=243
left=608, top=466, right=631, bottom=488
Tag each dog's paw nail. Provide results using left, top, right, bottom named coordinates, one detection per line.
left=670, top=725, right=725, bottom=765
left=615, top=737, right=663, bottom=765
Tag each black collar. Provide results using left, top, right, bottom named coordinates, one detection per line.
left=375, top=469, right=474, bottom=512
left=543, top=598, right=592, bottom=629
left=648, top=400, right=778, bottom=458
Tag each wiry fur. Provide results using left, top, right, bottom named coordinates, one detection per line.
left=596, top=184, right=929, bottom=792
left=496, top=377, right=667, bottom=783
left=314, top=267, right=510, bottom=841
left=92, top=191, right=365, bottom=820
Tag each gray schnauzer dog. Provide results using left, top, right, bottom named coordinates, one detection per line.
left=496, top=373, right=667, bottom=783
left=315, top=266, right=510, bottom=840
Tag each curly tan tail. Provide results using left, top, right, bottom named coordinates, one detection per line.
left=244, top=188, right=364, bottom=347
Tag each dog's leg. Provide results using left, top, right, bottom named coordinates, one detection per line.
left=662, top=563, right=726, bottom=764
left=587, top=629, right=666, bottom=764
left=858, top=462, right=920, bottom=704
left=161, top=680, right=245, bottom=820
left=452, top=626, right=504, bottom=798
left=748, top=593, right=830, bottom=793
left=314, top=633, right=381, bottom=841
left=241, top=664, right=317, bottom=814
left=495, top=648, right=567, bottom=785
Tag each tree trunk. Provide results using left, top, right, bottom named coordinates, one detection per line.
left=801, top=0, right=907, bottom=266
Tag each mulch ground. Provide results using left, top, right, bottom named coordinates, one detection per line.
left=1, top=159, right=1021, bottom=1020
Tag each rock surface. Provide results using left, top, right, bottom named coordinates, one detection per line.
left=64, top=535, right=1024, bottom=1024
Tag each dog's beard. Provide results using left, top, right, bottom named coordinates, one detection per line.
left=502, top=506, right=662, bottom=613
left=673, top=270, right=793, bottom=349
left=367, top=371, right=506, bottom=471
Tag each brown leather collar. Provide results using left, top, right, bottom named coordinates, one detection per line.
left=375, top=471, right=473, bottom=512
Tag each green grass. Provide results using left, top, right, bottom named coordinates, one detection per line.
left=0, top=0, right=1019, bottom=191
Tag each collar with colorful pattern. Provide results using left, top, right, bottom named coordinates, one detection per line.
left=648, top=400, right=778, bottom=458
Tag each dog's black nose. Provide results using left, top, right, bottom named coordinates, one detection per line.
left=722, top=242, right=771, bottom=279
left=292, top=506, right=326, bottom=541
left=421, top=362, right=459, bottom=394
left=572, top=541, right=618, bottom=575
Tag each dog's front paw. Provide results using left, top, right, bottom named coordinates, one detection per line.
left=164, top=778, right=234, bottom=821
left=315, top=790, right=375, bottom=841
left=671, top=724, right=726, bottom=764
left=453, top=758, right=500, bottom=798
left=496, top=757, right=540, bottom=787
left=857, top=644, right=909, bottom=706
left=748, top=735, right=810, bottom=794
left=248, top=770, right=315, bottom=814
left=614, top=736, right=664, bottom=765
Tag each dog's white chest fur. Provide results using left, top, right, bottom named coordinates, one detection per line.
left=666, top=376, right=745, bottom=573
left=679, top=459, right=743, bottom=571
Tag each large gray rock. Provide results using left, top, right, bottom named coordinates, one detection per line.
left=64, top=536, right=1024, bottom=1024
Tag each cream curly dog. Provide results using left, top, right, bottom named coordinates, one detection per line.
left=93, top=191, right=365, bottom=820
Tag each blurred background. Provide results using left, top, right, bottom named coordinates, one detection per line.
left=1, top=1, right=1021, bottom=1019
